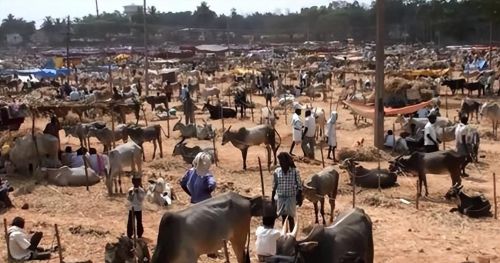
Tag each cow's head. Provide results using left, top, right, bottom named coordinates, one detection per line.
left=221, top=126, right=232, bottom=145
left=172, top=138, right=186, bottom=156
left=275, top=217, right=321, bottom=263
left=172, top=117, right=183, bottom=131
left=339, top=158, right=358, bottom=171
left=388, top=154, right=414, bottom=175
left=445, top=183, right=463, bottom=200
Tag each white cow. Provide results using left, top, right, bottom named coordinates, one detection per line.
left=146, top=177, right=173, bottom=207
left=107, top=142, right=143, bottom=195
left=9, top=133, right=60, bottom=175
left=38, top=166, right=100, bottom=187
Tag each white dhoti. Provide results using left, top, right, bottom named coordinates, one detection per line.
left=292, top=128, right=302, bottom=143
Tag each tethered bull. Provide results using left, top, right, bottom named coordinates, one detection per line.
left=390, top=150, right=466, bottom=196
left=302, top=166, right=339, bottom=224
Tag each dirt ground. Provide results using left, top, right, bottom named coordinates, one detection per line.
left=1, top=77, right=499, bottom=263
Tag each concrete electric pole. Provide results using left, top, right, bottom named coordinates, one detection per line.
left=374, top=0, right=385, bottom=148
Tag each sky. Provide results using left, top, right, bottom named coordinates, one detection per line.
left=0, top=0, right=372, bottom=27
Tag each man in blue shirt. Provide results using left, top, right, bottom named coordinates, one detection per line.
left=180, top=152, right=216, bottom=204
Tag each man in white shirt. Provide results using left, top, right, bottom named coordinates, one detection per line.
left=455, top=114, right=472, bottom=176
left=301, top=109, right=316, bottom=159
left=127, top=176, right=146, bottom=239
left=416, top=107, right=429, bottom=118
left=8, top=217, right=51, bottom=260
left=424, top=114, right=440, bottom=153
left=255, top=214, right=282, bottom=262
left=289, top=104, right=303, bottom=156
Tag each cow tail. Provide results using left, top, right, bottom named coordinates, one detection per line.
left=244, top=230, right=251, bottom=263
left=274, top=128, right=281, bottom=154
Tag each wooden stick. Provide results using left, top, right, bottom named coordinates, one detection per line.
left=329, top=85, right=333, bottom=114
left=223, top=240, right=230, bottom=263
left=220, top=98, right=225, bottom=132
left=494, top=172, right=498, bottom=219
left=83, top=155, right=90, bottom=191
left=212, top=135, right=218, bottom=167
left=258, top=157, right=265, bottom=197
left=4, top=218, right=10, bottom=260
left=352, top=170, right=356, bottom=208
left=284, top=94, right=287, bottom=125
left=111, top=110, right=116, bottom=149
left=416, top=179, right=420, bottom=210
left=142, top=106, right=148, bottom=126
left=392, top=123, right=396, bottom=153
left=442, top=126, right=446, bottom=150
left=320, top=142, right=325, bottom=168
left=132, top=207, right=138, bottom=263
left=166, top=101, right=170, bottom=138
left=55, top=224, right=64, bottom=263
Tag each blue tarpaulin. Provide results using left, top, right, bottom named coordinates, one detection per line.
left=16, top=68, right=70, bottom=78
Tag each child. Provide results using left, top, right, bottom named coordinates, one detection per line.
left=255, top=214, right=282, bottom=262
left=384, top=130, right=395, bottom=148
left=127, top=175, right=145, bottom=239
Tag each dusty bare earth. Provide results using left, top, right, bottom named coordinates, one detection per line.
left=1, top=77, right=499, bottom=263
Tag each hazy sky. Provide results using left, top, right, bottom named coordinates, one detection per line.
left=0, top=0, right=371, bottom=27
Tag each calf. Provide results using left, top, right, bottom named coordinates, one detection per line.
left=445, top=184, right=491, bottom=218
left=302, top=166, right=339, bottom=224
left=124, top=124, right=163, bottom=160
left=107, top=142, right=143, bottom=195
left=151, top=192, right=264, bottom=263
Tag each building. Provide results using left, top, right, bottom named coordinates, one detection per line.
left=123, top=4, right=142, bottom=18
left=6, top=33, right=23, bottom=45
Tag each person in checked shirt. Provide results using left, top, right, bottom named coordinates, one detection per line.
left=272, top=152, right=303, bottom=231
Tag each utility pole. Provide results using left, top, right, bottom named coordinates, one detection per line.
left=143, top=0, right=149, bottom=95
left=95, top=0, right=99, bottom=17
left=374, top=0, right=385, bottom=149
left=66, top=15, right=71, bottom=84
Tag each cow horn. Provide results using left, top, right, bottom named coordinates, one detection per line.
left=281, top=216, right=289, bottom=235
left=227, top=125, right=232, bottom=132
left=291, top=216, right=299, bottom=238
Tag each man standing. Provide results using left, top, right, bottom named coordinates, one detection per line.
left=301, top=109, right=316, bottom=159
left=455, top=114, right=472, bottom=176
left=424, top=114, right=440, bottom=153
left=127, top=176, right=145, bottom=239
left=263, top=84, right=274, bottom=107
left=289, top=104, right=303, bottom=156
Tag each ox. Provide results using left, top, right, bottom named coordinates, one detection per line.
left=200, top=85, right=220, bottom=101
left=151, top=192, right=264, bottom=263
left=480, top=102, right=500, bottom=138
left=9, top=133, right=60, bottom=175
left=172, top=138, right=215, bottom=164
left=274, top=208, right=374, bottom=263
left=37, top=166, right=100, bottom=187
left=87, top=124, right=128, bottom=153
left=340, top=159, right=397, bottom=189
left=124, top=124, right=163, bottom=161
left=202, top=101, right=237, bottom=120
left=146, top=177, right=174, bottom=207
left=302, top=166, right=339, bottom=224
left=390, top=150, right=467, bottom=196
left=105, top=235, right=150, bottom=263
left=445, top=184, right=492, bottom=218
left=221, top=124, right=281, bottom=170
left=173, top=118, right=214, bottom=140
left=63, top=121, right=106, bottom=148
left=107, top=142, right=143, bottom=195
left=145, top=94, right=169, bottom=111
left=260, top=107, right=279, bottom=128
left=441, top=79, right=465, bottom=95
left=464, top=82, right=485, bottom=97
left=459, top=98, right=481, bottom=122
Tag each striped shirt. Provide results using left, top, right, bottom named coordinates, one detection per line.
left=273, top=167, right=302, bottom=198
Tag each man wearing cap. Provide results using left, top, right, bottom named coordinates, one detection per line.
left=301, top=109, right=316, bottom=159
left=289, top=104, right=303, bottom=156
